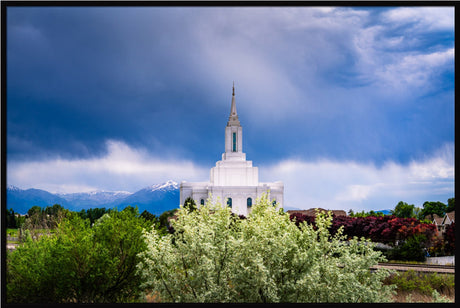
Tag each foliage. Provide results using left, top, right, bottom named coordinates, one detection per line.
left=391, top=201, right=416, bottom=218
left=426, top=221, right=455, bottom=257
left=423, top=222, right=454, bottom=257
left=44, top=204, right=65, bottom=216
left=158, top=208, right=178, bottom=233
left=6, top=208, right=152, bottom=303
left=384, top=270, right=455, bottom=297
left=430, top=290, right=452, bottom=303
left=7, top=228, right=19, bottom=238
left=183, top=197, right=197, bottom=212
left=446, top=198, right=455, bottom=213
left=290, top=213, right=437, bottom=247
left=140, top=209, right=157, bottom=222
left=349, top=210, right=384, bottom=218
left=78, top=207, right=110, bottom=225
left=420, top=201, right=447, bottom=220
left=137, top=195, right=395, bottom=303
left=27, top=205, right=42, bottom=217
left=443, top=222, right=455, bottom=255
left=386, top=235, right=427, bottom=262
left=21, top=204, right=70, bottom=235
left=6, top=208, right=18, bottom=228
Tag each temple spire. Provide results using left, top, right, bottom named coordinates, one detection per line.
left=228, top=83, right=240, bottom=126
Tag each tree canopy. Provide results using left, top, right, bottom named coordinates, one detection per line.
left=391, top=201, right=416, bottom=218
left=446, top=198, right=455, bottom=213
left=137, top=195, right=395, bottom=303
left=7, top=208, right=152, bottom=303
left=420, top=201, right=447, bottom=219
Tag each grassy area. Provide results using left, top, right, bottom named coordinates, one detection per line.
left=384, top=270, right=454, bottom=303
left=7, top=228, right=19, bottom=237
left=392, top=290, right=454, bottom=303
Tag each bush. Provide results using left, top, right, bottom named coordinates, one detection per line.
left=7, top=208, right=152, bottom=303
left=289, top=213, right=437, bottom=247
left=385, top=270, right=455, bottom=297
left=387, top=235, right=427, bottom=262
left=137, top=195, right=395, bottom=303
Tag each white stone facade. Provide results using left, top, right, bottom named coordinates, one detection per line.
left=180, top=86, right=284, bottom=216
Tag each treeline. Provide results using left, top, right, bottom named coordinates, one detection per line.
left=5, top=204, right=177, bottom=232
left=349, top=198, right=455, bottom=220
left=6, top=196, right=454, bottom=304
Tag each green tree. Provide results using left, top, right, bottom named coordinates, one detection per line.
left=27, top=205, right=42, bottom=217
left=183, top=197, right=197, bottom=212
left=388, top=234, right=427, bottom=262
left=78, top=207, right=109, bottom=225
left=349, top=210, right=384, bottom=218
left=44, top=204, right=64, bottom=216
left=446, top=198, right=455, bottom=212
left=391, top=201, right=415, bottom=218
left=137, top=195, right=395, bottom=303
left=23, top=206, right=47, bottom=231
left=122, top=205, right=137, bottom=215
left=414, top=207, right=422, bottom=220
left=140, top=210, right=157, bottom=222
left=159, top=209, right=177, bottom=230
left=6, top=208, right=17, bottom=228
left=420, top=201, right=447, bottom=220
left=7, top=208, right=151, bottom=303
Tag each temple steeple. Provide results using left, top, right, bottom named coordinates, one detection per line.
left=224, top=83, right=244, bottom=160
left=227, top=82, right=240, bottom=126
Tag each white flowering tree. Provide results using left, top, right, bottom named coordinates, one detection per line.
left=137, top=194, right=395, bottom=303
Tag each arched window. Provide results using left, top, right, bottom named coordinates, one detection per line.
left=227, top=198, right=232, bottom=207
left=247, top=197, right=252, bottom=207
left=232, top=132, right=237, bottom=152
left=200, top=199, right=205, bottom=206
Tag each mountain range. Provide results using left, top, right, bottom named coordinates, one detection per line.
left=6, top=182, right=388, bottom=216
left=6, top=180, right=180, bottom=215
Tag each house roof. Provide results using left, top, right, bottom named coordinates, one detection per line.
left=443, top=211, right=455, bottom=225
left=431, top=214, right=444, bottom=225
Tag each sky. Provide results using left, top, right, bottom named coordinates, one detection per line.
left=6, top=5, right=455, bottom=211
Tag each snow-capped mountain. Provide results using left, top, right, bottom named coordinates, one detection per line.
left=57, top=190, right=133, bottom=209
left=143, top=180, right=179, bottom=192
left=6, top=181, right=180, bottom=215
left=113, top=180, right=180, bottom=214
left=7, top=185, right=23, bottom=192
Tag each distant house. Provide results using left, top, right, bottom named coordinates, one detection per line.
left=443, top=211, right=455, bottom=226
left=431, top=214, right=444, bottom=233
left=429, top=211, right=455, bottom=234
left=286, top=208, right=347, bottom=217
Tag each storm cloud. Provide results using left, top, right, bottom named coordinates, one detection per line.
left=6, top=6, right=454, bottom=211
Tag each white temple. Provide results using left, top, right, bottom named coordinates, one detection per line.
left=180, top=85, right=284, bottom=216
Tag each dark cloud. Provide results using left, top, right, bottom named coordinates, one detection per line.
left=6, top=6, right=454, bottom=170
